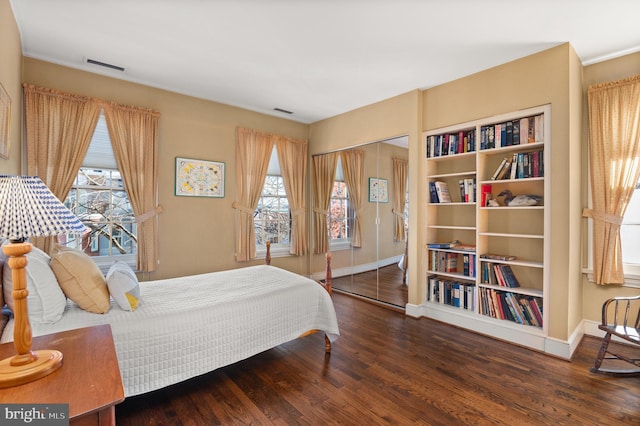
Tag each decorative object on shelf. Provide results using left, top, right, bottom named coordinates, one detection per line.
left=0, top=175, right=88, bottom=388
left=487, top=198, right=500, bottom=207
left=497, top=190, right=542, bottom=206
left=175, top=157, right=225, bottom=198
left=0, top=82, right=10, bottom=159
left=368, top=177, right=388, bottom=203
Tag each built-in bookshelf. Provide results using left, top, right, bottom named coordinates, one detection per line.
left=418, top=105, right=551, bottom=352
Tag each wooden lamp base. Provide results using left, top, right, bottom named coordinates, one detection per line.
left=0, top=349, right=63, bottom=388
left=0, top=242, right=64, bottom=388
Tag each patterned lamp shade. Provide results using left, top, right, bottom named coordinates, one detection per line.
left=0, top=175, right=87, bottom=241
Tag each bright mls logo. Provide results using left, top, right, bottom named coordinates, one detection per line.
left=1, top=404, right=68, bottom=425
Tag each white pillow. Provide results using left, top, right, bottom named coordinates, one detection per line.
left=106, top=261, right=141, bottom=311
left=2, top=244, right=66, bottom=324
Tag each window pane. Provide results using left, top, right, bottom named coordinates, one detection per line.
left=62, top=167, right=137, bottom=257
left=622, top=184, right=640, bottom=265
left=255, top=175, right=291, bottom=248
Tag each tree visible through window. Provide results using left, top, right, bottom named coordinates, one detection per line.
left=328, top=181, right=353, bottom=242
left=60, top=113, right=137, bottom=268
left=254, top=175, right=291, bottom=248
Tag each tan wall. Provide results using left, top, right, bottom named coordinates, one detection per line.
left=421, top=43, right=582, bottom=341
left=21, top=58, right=309, bottom=280
left=581, top=51, right=640, bottom=323
left=0, top=0, right=23, bottom=175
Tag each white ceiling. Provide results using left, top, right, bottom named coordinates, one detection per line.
left=10, top=0, right=640, bottom=124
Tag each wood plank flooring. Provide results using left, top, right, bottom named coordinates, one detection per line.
left=116, top=293, right=640, bottom=425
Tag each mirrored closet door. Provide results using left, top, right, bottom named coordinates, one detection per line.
left=314, top=136, right=409, bottom=309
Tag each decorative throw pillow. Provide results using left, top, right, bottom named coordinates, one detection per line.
left=2, top=244, right=66, bottom=324
left=50, top=249, right=110, bottom=314
left=106, top=261, right=141, bottom=311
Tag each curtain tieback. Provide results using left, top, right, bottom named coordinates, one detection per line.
left=313, top=208, right=328, bottom=216
left=582, top=208, right=623, bottom=225
left=232, top=202, right=254, bottom=214
left=392, top=209, right=404, bottom=218
left=291, top=208, right=305, bottom=217
left=136, top=205, right=164, bottom=223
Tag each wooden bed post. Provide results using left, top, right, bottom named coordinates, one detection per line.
left=265, top=241, right=271, bottom=265
left=324, top=252, right=333, bottom=353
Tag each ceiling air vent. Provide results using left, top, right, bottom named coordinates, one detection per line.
left=274, top=107, right=293, bottom=115
left=86, top=58, right=125, bottom=72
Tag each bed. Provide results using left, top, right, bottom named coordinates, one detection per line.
left=0, top=243, right=339, bottom=397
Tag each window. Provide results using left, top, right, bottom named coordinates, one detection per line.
left=621, top=180, right=640, bottom=277
left=328, top=157, right=354, bottom=248
left=61, top=113, right=137, bottom=271
left=254, top=147, right=291, bottom=254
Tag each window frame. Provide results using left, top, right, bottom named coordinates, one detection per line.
left=254, top=147, right=292, bottom=259
left=61, top=113, right=137, bottom=273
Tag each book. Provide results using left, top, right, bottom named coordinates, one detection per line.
left=479, top=253, right=516, bottom=261
left=512, top=119, right=520, bottom=145
left=510, top=152, right=519, bottom=180
left=429, top=181, right=439, bottom=203
left=434, top=181, right=451, bottom=203
left=491, top=157, right=509, bottom=180
left=519, top=117, right=529, bottom=145
left=480, top=184, right=492, bottom=207
left=498, top=264, right=520, bottom=288
left=427, top=240, right=460, bottom=249
left=496, top=160, right=511, bottom=180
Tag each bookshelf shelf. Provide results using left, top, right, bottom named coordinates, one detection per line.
left=429, top=225, right=476, bottom=231
left=422, top=104, right=550, bottom=340
left=428, top=171, right=476, bottom=179
left=478, top=283, right=543, bottom=298
left=478, top=232, right=543, bottom=239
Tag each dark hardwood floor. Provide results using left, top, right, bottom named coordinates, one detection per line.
left=332, top=264, right=408, bottom=308
left=116, top=292, right=640, bottom=425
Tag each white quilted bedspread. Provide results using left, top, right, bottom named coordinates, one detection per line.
left=1, top=265, right=340, bottom=397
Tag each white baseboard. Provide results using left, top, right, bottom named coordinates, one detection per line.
left=311, top=255, right=403, bottom=281
left=406, top=303, right=582, bottom=359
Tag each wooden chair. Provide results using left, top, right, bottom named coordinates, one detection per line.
left=590, top=294, right=640, bottom=375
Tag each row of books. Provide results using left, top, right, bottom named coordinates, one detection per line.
left=426, top=130, right=476, bottom=158
left=480, top=262, right=520, bottom=288
left=490, top=150, right=544, bottom=180
left=428, top=250, right=477, bottom=277
left=480, top=114, right=544, bottom=150
left=427, top=276, right=476, bottom=311
left=457, top=178, right=476, bottom=203
left=479, top=288, right=543, bottom=327
left=426, top=241, right=476, bottom=251
left=428, top=181, right=451, bottom=203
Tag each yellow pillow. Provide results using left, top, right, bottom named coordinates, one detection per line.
left=50, top=249, right=110, bottom=314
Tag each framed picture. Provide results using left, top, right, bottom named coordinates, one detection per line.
left=175, top=157, right=225, bottom=198
left=368, top=177, right=388, bottom=203
left=0, top=83, right=11, bottom=159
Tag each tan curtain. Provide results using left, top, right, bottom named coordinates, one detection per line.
left=392, top=157, right=408, bottom=242
left=583, top=74, right=640, bottom=284
left=23, top=84, right=101, bottom=253
left=340, top=149, right=365, bottom=247
left=275, top=136, right=308, bottom=255
left=312, top=152, right=338, bottom=254
left=104, top=103, right=161, bottom=272
left=234, top=128, right=274, bottom=261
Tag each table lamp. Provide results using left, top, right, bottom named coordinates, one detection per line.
left=0, top=175, right=87, bottom=387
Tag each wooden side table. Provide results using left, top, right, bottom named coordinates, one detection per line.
left=0, top=325, right=125, bottom=426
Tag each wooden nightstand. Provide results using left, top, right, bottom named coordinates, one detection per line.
left=0, top=325, right=125, bottom=426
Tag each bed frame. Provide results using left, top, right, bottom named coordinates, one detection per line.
left=265, top=242, right=333, bottom=352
